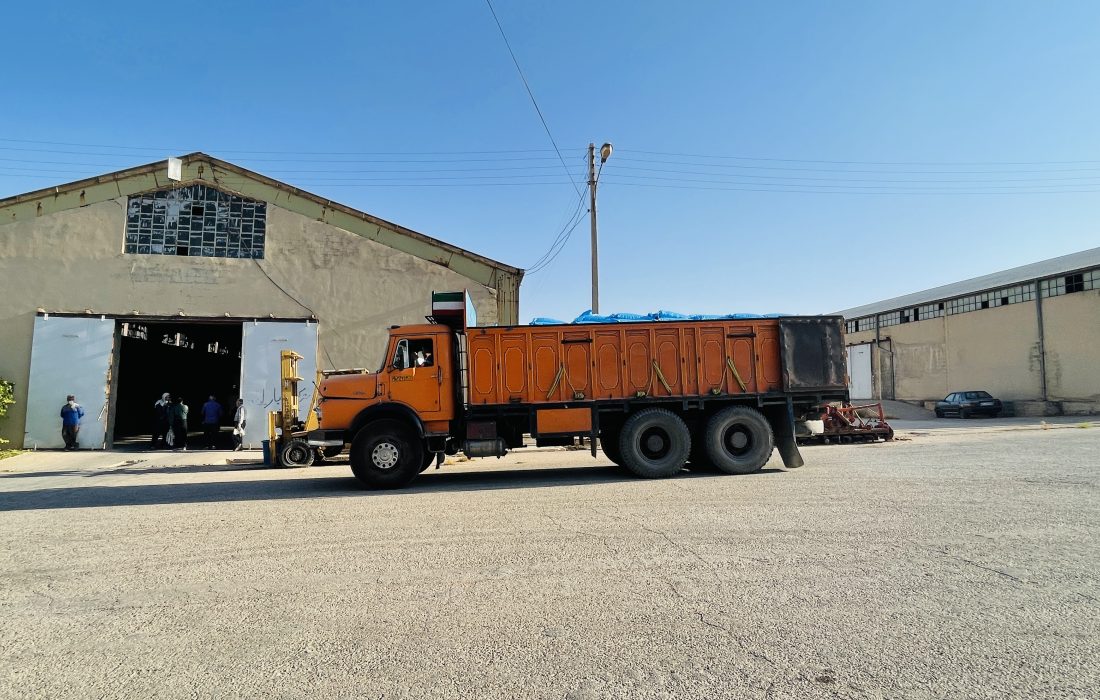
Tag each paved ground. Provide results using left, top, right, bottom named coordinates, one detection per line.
left=1, top=420, right=1097, bottom=699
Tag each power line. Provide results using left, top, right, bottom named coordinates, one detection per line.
left=528, top=183, right=590, bottom=273
left=0, top=137, right=564, bottom=156
left=483, top=0, right=582, bottom=197
left=614, top=156, right=1100, bottom=175
left=616, top=148, right=1100, bottom=167
left=600, top=180, right=1100, bottom=195
left=606, top=163, right=1100, bottom=184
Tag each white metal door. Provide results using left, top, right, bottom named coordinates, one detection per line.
left=24, top=316, right=115, bottom=449
left=239, top=321, right=317, bottom=448
left=847, top=343, right=873, bottom=399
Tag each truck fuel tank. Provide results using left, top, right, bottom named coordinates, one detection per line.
left=463, top=439, right=508, bottom=459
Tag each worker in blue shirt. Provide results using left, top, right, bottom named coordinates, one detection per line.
left=201, top=395, right=224, bottom=449
left=60, top=395, right=84, bottom=450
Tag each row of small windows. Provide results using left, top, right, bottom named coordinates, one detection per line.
left=124, top=185, right=267, bottom=259
left=845, top=268, right=1098, bottom=334
left=1040, top=269, right=1098, bottom=297
left=945, top=284, right=1035, bottom=315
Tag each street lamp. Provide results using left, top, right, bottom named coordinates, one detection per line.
left=588, top=142, right=612, bottom=314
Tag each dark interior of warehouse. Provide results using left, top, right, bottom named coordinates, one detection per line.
left=111, top=321, right=243, bottom=445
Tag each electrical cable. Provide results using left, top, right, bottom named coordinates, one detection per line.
left=599, top=179, right=1100, bottom=195
left=251, top=260, right=337, bottom=369
left=483, top=0, right=583, bottom=197
left=526, top=162, right=591, bottom=272
left=617, top=148, right=1100, bottom=166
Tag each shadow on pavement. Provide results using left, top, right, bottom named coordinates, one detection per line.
left=0, top=462, right=271, bottom=480
left=0, top=465, right=780, bottom=512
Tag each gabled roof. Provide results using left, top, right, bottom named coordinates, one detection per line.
left=836, top=246, right=1100, bottom=319
left=0, top=152, right=523, bottom=290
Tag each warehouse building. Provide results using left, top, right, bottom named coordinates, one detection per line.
left=0, top=153, right=522, bottom=449
left=838, top=247, right=1100, bottom=415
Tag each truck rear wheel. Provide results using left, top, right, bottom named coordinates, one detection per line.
left=599, top=427, right=624, bottom=467
left=704, top=407, right=774, bottom=474
left=618, top=408, right=690, bottom=479
left=686, top=433, right=716, bottom=472
left=349, top=420, right=423, bottom=489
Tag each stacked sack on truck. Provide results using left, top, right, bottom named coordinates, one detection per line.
left=531, top=310, right=788, bottom=325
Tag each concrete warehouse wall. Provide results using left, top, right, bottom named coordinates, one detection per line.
left=844, top=289, right=1099, bottom=409
left=875, top=316, right=949, bottom=402
left=1042, top=288, right=1100, bottom=403
left=942, top=301, right=1042, bottom=401
left=0, top=198, right=499, bottom=446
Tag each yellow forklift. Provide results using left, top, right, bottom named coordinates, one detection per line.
left=267, top=350, right=341, bottom=467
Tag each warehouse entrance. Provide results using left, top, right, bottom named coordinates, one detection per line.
left=111, top=320, right=243, bottom=447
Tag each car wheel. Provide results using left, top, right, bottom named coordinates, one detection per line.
left=934, top=409, right=944, bottom=418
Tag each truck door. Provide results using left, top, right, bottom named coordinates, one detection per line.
left=386, top=336, right=443, bottom=416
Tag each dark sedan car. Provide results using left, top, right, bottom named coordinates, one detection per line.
left=935, top=391, right=1003, bottom=418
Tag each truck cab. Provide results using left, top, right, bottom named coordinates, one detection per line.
left=309, top=324, right=458, bottom=471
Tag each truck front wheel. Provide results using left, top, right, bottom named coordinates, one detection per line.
left=704, top=407, right=774, bottom=474
left=618, top=409, right=690, bottom=478
left=349, top=420, right=423, bottom=489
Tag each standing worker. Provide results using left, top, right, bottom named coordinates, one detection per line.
left=171, top=396, right=189, bottom=452
left=201, top=394, right=224, bottom=449
left=59, top=395, right=84, bottom=450
left=152, top=393, right=171, bottom=449
left=232, top=398, right=247, bottom=452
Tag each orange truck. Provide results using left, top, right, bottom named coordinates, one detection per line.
left=308, top=292, right=848, bottom=488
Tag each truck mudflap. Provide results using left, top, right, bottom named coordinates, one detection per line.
left=306, top=429, right=344, bottom=448
left=771, top=402, right=805, bottom=469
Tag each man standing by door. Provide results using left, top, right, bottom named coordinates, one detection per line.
left=60, top=395, right=84, bottom=450
left=232, top=398, right=247, bottom=452
left=201, top=394, right=224, bottom=449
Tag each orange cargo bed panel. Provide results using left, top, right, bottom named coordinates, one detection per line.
left=467, top=321, right=782, bottom=406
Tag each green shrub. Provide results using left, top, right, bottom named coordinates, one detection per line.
left=0, top=379, right=14, bottom=446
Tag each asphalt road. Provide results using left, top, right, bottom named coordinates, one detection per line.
left=1, top=422, right=1097, bottom=699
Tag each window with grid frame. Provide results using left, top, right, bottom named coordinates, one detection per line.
left=124, top=184, right=267, bottom=259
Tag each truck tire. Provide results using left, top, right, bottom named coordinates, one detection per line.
left=686, top=435, right=716, bottom=472
left=420, top=450, right=436, bottom=473
left=279, top=439, right=315, bottom=467
left=618, top=408, right=690, bottom=479
left=349, top=420, right=423, bottom=489
left=704, top=407, right=774, bottom=475
left=599, top=428, right=624, bottom=467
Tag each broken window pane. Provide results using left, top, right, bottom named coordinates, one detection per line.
left=124, top=184, right=266, bottom=259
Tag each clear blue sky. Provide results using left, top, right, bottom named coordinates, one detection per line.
left=2, top=1, right=1098, bottom=321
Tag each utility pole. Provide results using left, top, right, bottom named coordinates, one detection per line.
left=588, top=143, right=599, bottom=314
left=587, top=142, right=612, bottom=315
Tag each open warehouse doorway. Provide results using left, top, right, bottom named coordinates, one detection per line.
left=22, top=314, right=316, bottom=449
left=111, top=320, right=243, bottom=447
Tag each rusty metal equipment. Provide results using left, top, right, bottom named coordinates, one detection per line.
left=800, top=402, right=894, bottom=444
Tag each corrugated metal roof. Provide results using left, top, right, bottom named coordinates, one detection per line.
left=836, top=246, right=1100, bottom=319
